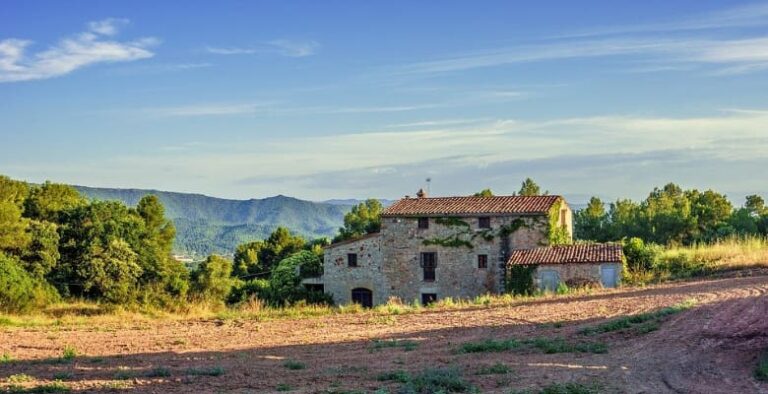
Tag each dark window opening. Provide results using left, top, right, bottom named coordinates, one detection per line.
left=421, top=293, right=437, bottom=305
left=478, top=254, right=488, bottom=269
left=418, top=217, right=429, bottom=229
left=479, top=217, right=491, bottom=229
left=421, top=252, right=437, bottom=282
left=351, top=288, right=373, bottom=308
left=347, top=253, right=358, bottom=267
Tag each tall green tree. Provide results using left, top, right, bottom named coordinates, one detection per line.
left=193, top=255, right=236, bottom=302
left=574, top=197, right=608, bottom=241
left=640, top=183, right=696, bottom=245
left=334, top=199, right=382, bottom=242
left=20, top=220, right=60, bottom=278
left=232, top=240, right=265, bottom=277
left=80, top=239, right=143, bottom=303
left=686, top=189, right=733, bottom=240
left=518, top=178, right=543, bottom=196
left=24, top=182, right=87, bottom=222
left=745, top=195, right=767, bottom=217
left=0, top=176, right=30, bottom=254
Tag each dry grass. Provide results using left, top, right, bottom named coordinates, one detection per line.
left=662, top=236, right=768, bottom=269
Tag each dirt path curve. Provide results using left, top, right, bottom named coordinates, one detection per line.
left=615, top=275, right=768, bottom=394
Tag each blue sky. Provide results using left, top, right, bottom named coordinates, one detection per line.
left=2, top=1, right=768, bottom=203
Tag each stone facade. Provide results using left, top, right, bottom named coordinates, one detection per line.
left=322, top=198, right=574, bottom=306
left=535, top=262, right=622, bottom=290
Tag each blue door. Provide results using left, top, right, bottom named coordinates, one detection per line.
left=540, top=270, right=559, bottom=292
left=601, top=266, right=617, bottom=288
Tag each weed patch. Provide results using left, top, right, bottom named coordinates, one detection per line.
left=755, top=352, right=768, bottom=382
left=458, top=337, right=606, bottom=354
left=185, top=366, right=225, bottom=376
left=371, top=339, right=418, bottom=352
left=283, top=360, right=306, bottom=370
left=377, top=370, right=411, bottom=383
left=475, top=363, right=511, bottom=375
left=579, top=299, right=695, bottom=336
left=398, top=368, right=477, bottom=393
left=147, top=367, right=171, bottom=377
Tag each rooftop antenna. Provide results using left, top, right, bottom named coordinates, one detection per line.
left=425, top=177, right=431, bottom=196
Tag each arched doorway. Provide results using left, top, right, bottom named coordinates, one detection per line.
left=351, top=288, right=373, bottom=308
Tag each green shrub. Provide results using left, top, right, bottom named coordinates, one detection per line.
left=0, top=253, right=59, bottom=313
left=283, top=360, right=305, bottom=370
left=622, top=237, right=659, bottom=271
left=61, top=345, right=77, bottom=361
left=755, top=352, right=768, bottom=382
left=376, top=370, right=411, bottom=383
left=458, top=339, right=521, bottom=353
left=400, top=368, right=476, bottom=393
left=185, top=366, right=224, bottom=376
left=506, top=264, right=537, bottom=295
left=475, top=363, right=511, bottom=375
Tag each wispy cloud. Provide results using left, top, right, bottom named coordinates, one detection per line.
left=396, top=35, right=768, bottom=76
left=0, top=18, right=156, bottom=83
left=561, top=2, right=768, bottom=38
left=205, top=39, right=320, bottom=58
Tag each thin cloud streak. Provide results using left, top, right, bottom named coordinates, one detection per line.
left=395, top=36, right=768, bottom=75
left=205, top=39, right=320, bottom=57
left=0, top=18, right=156, bottom=82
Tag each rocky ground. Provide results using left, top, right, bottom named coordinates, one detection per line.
left=2, top=272, right=768, bottom=393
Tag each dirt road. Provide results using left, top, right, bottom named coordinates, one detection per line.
left=2, top=273, right=767, bottom=393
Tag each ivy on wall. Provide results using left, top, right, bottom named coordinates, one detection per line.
left=547, top=198, right=571, bottom=245
left=506, top=264, right=538, bottom=295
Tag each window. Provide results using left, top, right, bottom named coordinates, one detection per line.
left=477, top=254, right=488, bottom=269
left=351, top=288, right=373, bottom=308
left=347, top=253, right=358, bottom=267
left=418, top=217, right=429, bottom=229
left=421, top=293, right=437, bottom=305
left=478, top=217, right=491, bottom=229
left=421, top=252, right=437, bottom=282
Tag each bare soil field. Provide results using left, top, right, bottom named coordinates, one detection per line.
left=2, top=272, right=768, bottom=393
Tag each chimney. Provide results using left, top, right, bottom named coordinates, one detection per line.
left=416, top=188, right=427, bottom=198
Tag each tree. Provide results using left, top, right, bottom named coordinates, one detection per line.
left=640, top=183, right=696, bottom=245
left=192, top=255, right=236, bottom=302
left=473, top=189, right=494, bottom=197
left=0, top=252, right=59, bottom=313
left=0, top=176, right=30, bottom=254
left=686, top=189, right=733, bottom=241
left=334, top=199, right=382, bottom=242
left=745, top=195, right=767, bottom=217
left=268, top=251, right=323, bottom=306
left=134, top=195, right=183, bottom=296
left=233, top=240, right=265, bottom=277
left=20, top=220, right=60, bottom=278
left=24, top=182, right=87, bottom=222
left=79, top=239, right=143, bottom=303
left=574, top=197, right=608, bottom=241
left=607, top=199, right=642, bottom=240
left=518, top=178, right=543, bottom=196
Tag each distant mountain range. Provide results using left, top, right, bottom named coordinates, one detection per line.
left=75, top=186, right=355, bottom=256
left=74, top=186, right=588, bottom=256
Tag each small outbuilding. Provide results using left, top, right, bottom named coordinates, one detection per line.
left=507, top=244, right=624, bottom=291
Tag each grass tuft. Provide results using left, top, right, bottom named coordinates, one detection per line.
left=370, top=339, right=418, bottom=352
left=283, top=360, right=306, bottom=370
left=459, top=339, right=521, bottom=353
left=579, top=299, right=695, bottom=336
left=185, top=366, right=225, bottom=376
left=755, top=352, right=768, bottom=382
left=475, top=363, right=511, bottom=375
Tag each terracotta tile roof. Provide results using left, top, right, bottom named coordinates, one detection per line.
left=381, top=195, right=563, bottom=217
left=507, top=244, right=623, bottom=265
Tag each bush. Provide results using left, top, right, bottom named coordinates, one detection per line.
left=0, top=253, right=59, bottom=313
left=622, top=237, right=659, bottom=271
left=192, top=255, right=237, bottom=303
left=228, top=279, right=271, bottom=304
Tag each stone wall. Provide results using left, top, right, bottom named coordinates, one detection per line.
left=322, top=200, right=576, bottom=306
left=379, top=215, right=549, bottom=303
left=322, top=234, right=387, bottom=305
left=535, top=262, right=622, bottom=290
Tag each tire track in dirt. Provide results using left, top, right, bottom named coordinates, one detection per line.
left=615, top=277, right=768, bottom=394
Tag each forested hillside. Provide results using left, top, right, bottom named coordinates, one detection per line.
left=74, top=186, right=351, bottom=255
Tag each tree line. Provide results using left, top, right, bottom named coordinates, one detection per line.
left=0, top=175, right=331, bottom=312
left=574, top=183, right=767, bottom=245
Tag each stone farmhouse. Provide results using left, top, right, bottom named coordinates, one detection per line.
left=317, top=191, right=623, bottom=307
